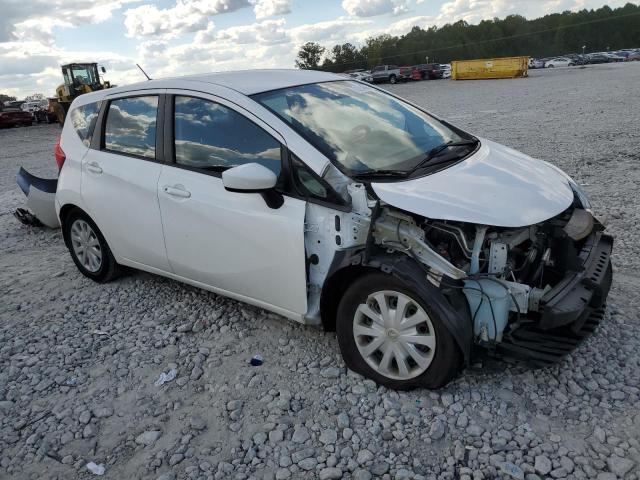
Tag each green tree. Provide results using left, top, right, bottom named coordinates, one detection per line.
left=295, top=42, right=326, bottom=70
left=297, top=3, right=640, bottom=71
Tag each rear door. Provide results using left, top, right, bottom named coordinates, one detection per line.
left=81, top=91, right=171, bottom=272
left=157, top=91, right=308, bottom=318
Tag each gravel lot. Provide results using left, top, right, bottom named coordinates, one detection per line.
left=1, top=62, right=639, bottom=480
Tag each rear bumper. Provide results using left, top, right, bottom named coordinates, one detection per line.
left=15, top=167, right=60, bottom=228
left=539, top=231, right=613, bottom=330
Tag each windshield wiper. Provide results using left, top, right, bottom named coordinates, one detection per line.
left=351, top=169, right=409, bottom=180
left=411, top=139, right=479, bottom=173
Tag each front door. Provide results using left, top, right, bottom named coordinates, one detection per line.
left=157, top=93, right=308, bottom=318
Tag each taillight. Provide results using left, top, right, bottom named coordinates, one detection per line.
left=54, top=135, right=66, bottom=171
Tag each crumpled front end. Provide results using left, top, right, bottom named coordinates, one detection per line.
left=396, top=200, right=613, bottom=365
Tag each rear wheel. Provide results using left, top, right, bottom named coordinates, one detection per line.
left=64, top=210, right=120, bottom=283
left=389, top=74, right=397, bottom=84
left=336, top=272, right=461, bottom=389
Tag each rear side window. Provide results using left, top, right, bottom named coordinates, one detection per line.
left=70, top=102, right=100, bottom=147
left=104, top=96, right=158, bottom=159
left=174, top=96, right=281, bottom=175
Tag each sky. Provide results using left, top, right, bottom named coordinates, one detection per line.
left=0, top=0, right=633, bottom=98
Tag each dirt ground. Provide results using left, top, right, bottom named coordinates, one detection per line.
left=1, top=62, right=639, bottom=480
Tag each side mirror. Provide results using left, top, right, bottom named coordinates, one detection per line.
left=222, top=163, right=283, bottom=209
left=101, top=66, right=106, bottom=73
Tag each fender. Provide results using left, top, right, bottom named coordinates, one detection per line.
left=320, top=247, right=473, bottom=363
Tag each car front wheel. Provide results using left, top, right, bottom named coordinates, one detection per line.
left=389, top=75, right=397, bottom=84
left=336, top=272, right=461, bottom=389
left=64, top=210, right=120, bottom=283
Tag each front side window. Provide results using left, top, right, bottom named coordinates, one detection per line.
left=290, top=153, right=345, bottom=205
left=253, top=81, right=465, bottom=176
left=104, top=96, right=158, bottom=159
left=70, top=102, right=100, bottom=147
left=174, top=96, right=281, bottom=175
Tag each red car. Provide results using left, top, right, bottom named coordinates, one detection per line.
left=0, top=106, right=33, bottom=128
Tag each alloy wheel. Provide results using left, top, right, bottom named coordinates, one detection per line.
left=70, top=219, right=102, bottom=273
left=353, top=290, right=436, bottom=380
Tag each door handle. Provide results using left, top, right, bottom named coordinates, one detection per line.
left=86, top=162, right=103, bottom=174
left=163, top=185, right=191, bottom=199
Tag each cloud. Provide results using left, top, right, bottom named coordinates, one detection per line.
left=0, top=0, right=139, bottom=43
left=124, top=0, right=251, bottom=38
left=253, top=0, right=293, bottom=19
left=291, top=18, right=374, bottom=45
left=341, top=0, right=409, bottom=17
left=216, top=18, right=290, bottom=45
left=435, top=0, right=633, bottom=24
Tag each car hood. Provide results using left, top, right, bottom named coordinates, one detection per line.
left=371, top=138, right=574, bottom=228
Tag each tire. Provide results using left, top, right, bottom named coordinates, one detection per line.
left=336, top=272, right=462, bottom=390
left=548, top=64, right=555, bottom=68
left=64, top=210, right=120, bottom=283
left=389, top=74, right=397, bottom=84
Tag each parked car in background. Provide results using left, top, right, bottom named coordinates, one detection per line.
left=603, top=53, right=625, bottom=62
left=21, top=99, right=49, bottom=116
left=545, top=58, right=573, bottom=68
left=626, top=52, right=640, bottom=61
left=409, top=63, right=442, bottom=80
left=346, top=70, right=373, bottom=82
left=528, top=58, right=544, bottom=69
left=45, top=69, right=612, bottom=389
left=0, top=104, right=33, bottom=128
left=399, top=66, right=413, bottom=82
left=563, top=54, right=587, bottom=65
left=440, top=64, right=451, bottom=78
left=371, top=65, right=402, bottom=84
left=5, top=100, right=26, bottom=110
left=586, top=53, right=612, bottom=64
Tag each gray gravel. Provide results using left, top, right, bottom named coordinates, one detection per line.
left=1, top=62, right=639, bottom=480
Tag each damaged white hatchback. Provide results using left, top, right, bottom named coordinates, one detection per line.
left=40, top=70, right=612, bottom=389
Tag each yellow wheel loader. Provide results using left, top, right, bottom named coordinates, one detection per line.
left=50, top=63, right=112, bottom=124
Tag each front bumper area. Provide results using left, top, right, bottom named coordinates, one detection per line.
left=539, top=231, right=613, bottom=330
left=496, top=231, right=613, bottom=366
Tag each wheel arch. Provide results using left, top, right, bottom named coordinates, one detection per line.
left=320, top=249, right=473, bottom=364
left=59, top=204, right=97, bottom=249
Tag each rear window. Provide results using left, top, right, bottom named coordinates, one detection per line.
left=104, top=96, right=158, bottom=159
left=70, top=102, right=100, bottom=147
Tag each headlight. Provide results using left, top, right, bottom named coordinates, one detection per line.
left=568, top=179, right=591, bottom=211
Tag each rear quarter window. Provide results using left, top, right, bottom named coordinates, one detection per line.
left=70, top=102, right=100, bottom=147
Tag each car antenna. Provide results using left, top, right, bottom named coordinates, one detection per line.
left=136, top=64, right=152, bottom=81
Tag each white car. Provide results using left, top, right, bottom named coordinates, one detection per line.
left=545, top=58, right=574, bottom=68
left=348, top=71, right=373, bottom=83
left=49, top=69, right=612, bottom=389
left=21, top=99, right=49, bottom=114
left=440, top=64, right=451, bottom=78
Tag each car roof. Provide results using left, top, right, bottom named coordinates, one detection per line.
left=104, top=69, right=347, bottom=97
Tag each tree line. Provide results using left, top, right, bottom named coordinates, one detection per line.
left=296, top=3, right=640, bottom=71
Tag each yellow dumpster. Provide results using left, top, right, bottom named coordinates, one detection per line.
left=451, top=56, right=528, bottom=80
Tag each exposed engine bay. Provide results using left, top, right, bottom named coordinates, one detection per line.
left=304, top=182, right=612, bottom=363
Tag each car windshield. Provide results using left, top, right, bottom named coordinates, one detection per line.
left=252, top=81, right=464, bottom=175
